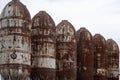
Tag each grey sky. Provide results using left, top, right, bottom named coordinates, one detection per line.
left=0, top=0, right=120, bottom=47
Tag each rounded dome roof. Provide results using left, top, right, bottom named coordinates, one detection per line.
left=93, top=34, right=106, bottom=47
left=1, top=0, right=31, bottom=22
left=32, top=11, right=55, bottom=29
left=107, top=39, right=119, bottom=52
left=76, top=27, right=92, bottom=42
left=56, top=20, right=76, bottom=36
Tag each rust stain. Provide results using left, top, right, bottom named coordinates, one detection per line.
left=93, top=34, right=107, bottom=80
left=76, top=27, right=94, bottom=80
left=0, top=0, right=31, bottom=80
left=107, top=39, right=119, bottom=80
left=31, top=11, right=56, bottom=80
left=56, top=20, right=77, bottom=80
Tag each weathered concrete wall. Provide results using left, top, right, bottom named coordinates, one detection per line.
left=0, top=0, right=31, bottom=80
left=31, top=11, right=56, bottom=80
left=93, top=34, right=107, bottom=80
left=56, top=20, right=77, bottom=80
left=77, top=27, right=94, bottom=80
left=107, top=39, right=119, bottom=80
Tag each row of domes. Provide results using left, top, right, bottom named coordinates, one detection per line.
left=0, top=0, right=119, bottom=51
left=0, top=0, right=119, bottom=80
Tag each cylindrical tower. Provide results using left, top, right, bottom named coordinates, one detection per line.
left=76, top=27, right=94, bottom=80
left=56, top=20, right=77, bottom=80
left=93, top=34, right=107, bottom=80
left=31, top=11, right=56, bottom=80
left=107, top=39, right=119, bottom=80
left=0, top=0, right=31, bottom=80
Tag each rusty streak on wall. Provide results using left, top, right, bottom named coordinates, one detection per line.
left=56, top=20, right=77, bottom=80
left=107, top=39, right=119, bottom=80
left=93, top=34, right=107, bottom=80
left=31, top=11, right=56, bottom=80
left=0, top=0, right=31, bottom=80
left=77, top=27, right=94, bottom=80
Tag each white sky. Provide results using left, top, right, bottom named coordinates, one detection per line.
left=0, top=0, right=120, bottom=46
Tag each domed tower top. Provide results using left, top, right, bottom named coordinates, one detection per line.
left=93, top=34, right=106, bottom=47
left=32, top=11, right=55, bottom=29
left=76, top=27, right=92, bottom=42
left=12, top=0, right=19, bottom=1
left=56, top=20, right=76, bottom=36
left=1, top=0, right=31, bottom=25
left=107, top=39, right=119, bottom=53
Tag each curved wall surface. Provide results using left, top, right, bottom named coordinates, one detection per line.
left=77, top=27, right=94, bottom=80
left=56, top=20, right=77, bottom=80
left=31, top=11, right=56, bottom=80
left=93, top=34, right=107, bottom=80
left=0, top=0, right=31, bottom=80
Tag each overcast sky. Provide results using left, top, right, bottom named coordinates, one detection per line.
left=0, top=0, right=120, bottom=46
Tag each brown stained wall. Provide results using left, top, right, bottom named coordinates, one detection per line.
left=107, top=39, right=119, bottom=80
left=77, top=27, right=94, bottom=80
left=56, top=20, right=77, bottom=80
left=0, top=0, right=31, bottom=80
left=31, top=11, right=56, bottom=80
left=93, top=34, right=107, bottom=80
